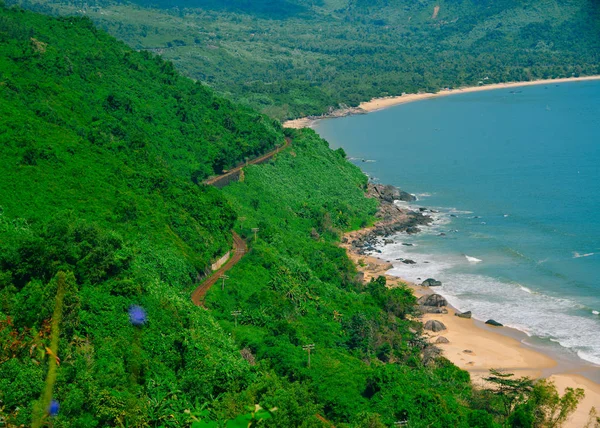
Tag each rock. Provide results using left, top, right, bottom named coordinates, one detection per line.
left=463, top=349, right=473, bottom=354
left=421, top=278, right=442, bottom=287
left=424, top=320, right=447, bottom=332
left=419, top=306, right=448, bottom=314
left=417, top=294, right=447, bottom=307
left=402, top=243, right=414, bottom=246
left=435, top=336, right=450, bottom=344
left=354, top=272, right=365, bottom=283
left=402, top=259, right=416, bottom=264
left=384, top=239, right=394, bottom=245
left=419, top=207, right=428, bottom=212
left=450, top=214, right=457, bottom=217
left=455, top=311, right=472, bottom=319
left=422, top=345, right=442, bottom=366
left=485, top=319, right=503, bottom=327
left=373, top=184, right=416, bottom=203
left=438, top=232, right=446, bottom=236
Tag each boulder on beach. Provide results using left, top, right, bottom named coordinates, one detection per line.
left=419, top=306, right=448, bottom=314
left=455, top=311, right=472, bottom=319
left=417, top=294, right=447, bottom=307
left=435, top=336, right=450, bottom=344
left=402, top=259, right=416, bottom=264
left=421, top=278, right=442, bottom=287
left=422, top=346, right=442, bottom=366
left=485, top=319, right=503, bottom=327
left=424, top=320, right=447, bottom=332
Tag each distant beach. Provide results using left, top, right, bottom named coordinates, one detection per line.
left=283, top=75, right=600, bottom=129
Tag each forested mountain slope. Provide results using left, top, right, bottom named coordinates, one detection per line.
left=10, top=0, right=600, bottom=119
left=0, top=5, right=586, bottom=427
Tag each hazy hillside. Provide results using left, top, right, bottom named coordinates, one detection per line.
left=10, top=0, right=600, bottom=119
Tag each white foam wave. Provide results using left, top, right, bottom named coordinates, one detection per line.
left=519, top=285, right=533, bottom=294
left=373, top=238, right=600, bottom=366
left=465, top=255, right=482, bottom=263
left=573, top=252, right=595, bottom=258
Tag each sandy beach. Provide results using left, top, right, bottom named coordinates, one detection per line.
left=283, top=75, right=600, bottom=129
left=342, top=227, right=600, bottom=427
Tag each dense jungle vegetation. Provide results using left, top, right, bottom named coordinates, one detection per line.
left=0, top=4, right=589, bottom=427
left=8, top=0, right=600, bottom=119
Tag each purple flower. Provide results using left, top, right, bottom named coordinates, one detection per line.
left=129, top=305, right=147, bottom=326
left=48, top=399, right=59, bottom=416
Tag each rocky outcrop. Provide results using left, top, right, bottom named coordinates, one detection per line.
left=421, top=278, right=442, bottom=287
left=417, top=294, right=447, bottom=307
left=371, top=184, right=416, bottom=203
left=349, top=190, right=432, bottom=255
left=455, top=311, right=472, bottom=319
left=424, top=320, right=447, bottom=332
left=485, top=319, right=503, bottom=327
left=435, top=336, right=450, bottom=344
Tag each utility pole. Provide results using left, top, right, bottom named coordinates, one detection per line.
left=302, top=344, right=315, bottom=368
left=251, top=227, right=259, bottom=242
left=220, top=274, right=229, bottom=291
left=231, top=310, right=241, bottom=328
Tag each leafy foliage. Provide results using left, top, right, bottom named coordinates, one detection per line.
left=13, top=0, right=600, bottom=119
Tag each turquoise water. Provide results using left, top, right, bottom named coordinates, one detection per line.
left=315, top=81, right=600, bottom=365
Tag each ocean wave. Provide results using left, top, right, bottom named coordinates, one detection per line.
left=573, top=252, right=595, bottom=258
left=465, top=255, right=482, bottom=263
left=373, top=239, right=600, bottom=367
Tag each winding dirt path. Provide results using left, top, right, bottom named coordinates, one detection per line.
left=192, top=138, right=290, bottom=306
left=204, top=137, right=291, bottom=187
left=191, top=231, right=247, bottom=307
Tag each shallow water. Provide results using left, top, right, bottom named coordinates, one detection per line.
left=315, top=81, right=600, bottom=365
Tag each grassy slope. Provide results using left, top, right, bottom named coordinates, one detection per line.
left=13, top=0, right=600, bottom=119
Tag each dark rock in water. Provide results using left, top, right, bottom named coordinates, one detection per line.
left=372, top=184, right=416, bottom=203
left=418, top=294, right=447, bottom=307
left=384, top=239, right=394, bottom=245
left=430, top=209, right=439, bottom=213
left=402, top=243, right=414, bottom=246
left=438, top=232, right=446, bottom=236
left=419, top=207, right=428, bottom=212
left=455, top=311, right=472, bottom=319
left=424, top=320, right=447, bottom=332
left=402, top=259, right=416, bottom=264
left=436, top=336, right=450, bottom=344
left=421, top=278, right=442, bottom=287
left=450, top=214, right=457, bottom=218
left=485, top=319, right=503, bottom=327
left=420, top=306, right=448, bottom=314
left=424, top=261, right=430, bottom=263
left=406, top=226, right=420, bottom=234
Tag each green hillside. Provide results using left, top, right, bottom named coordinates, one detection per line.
left=0, top=5, right=585, bottom=427
left=11, top=0, right=600, bottom=119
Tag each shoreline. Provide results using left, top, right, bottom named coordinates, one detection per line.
left=283, top=75, right=600, bottom=129
left=341, top=187, right=600, bottom=426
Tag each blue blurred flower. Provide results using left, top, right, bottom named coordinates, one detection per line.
left=129, top=305, right=147, bottom=326
left=48, top=399, right=59, bottom=416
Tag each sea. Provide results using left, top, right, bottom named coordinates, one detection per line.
left=315, top=80, right=600, bottom=367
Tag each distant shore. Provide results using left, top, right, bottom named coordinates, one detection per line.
left=341, top=186, right=600, bottom=426
left=283, top=75, right=600, bottom=129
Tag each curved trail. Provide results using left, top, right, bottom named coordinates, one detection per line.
left=191, top=231, right=247, bottom=307
left=204, top=137, right=291, bottom=186
left=192, top=138, right=289, bottom=306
